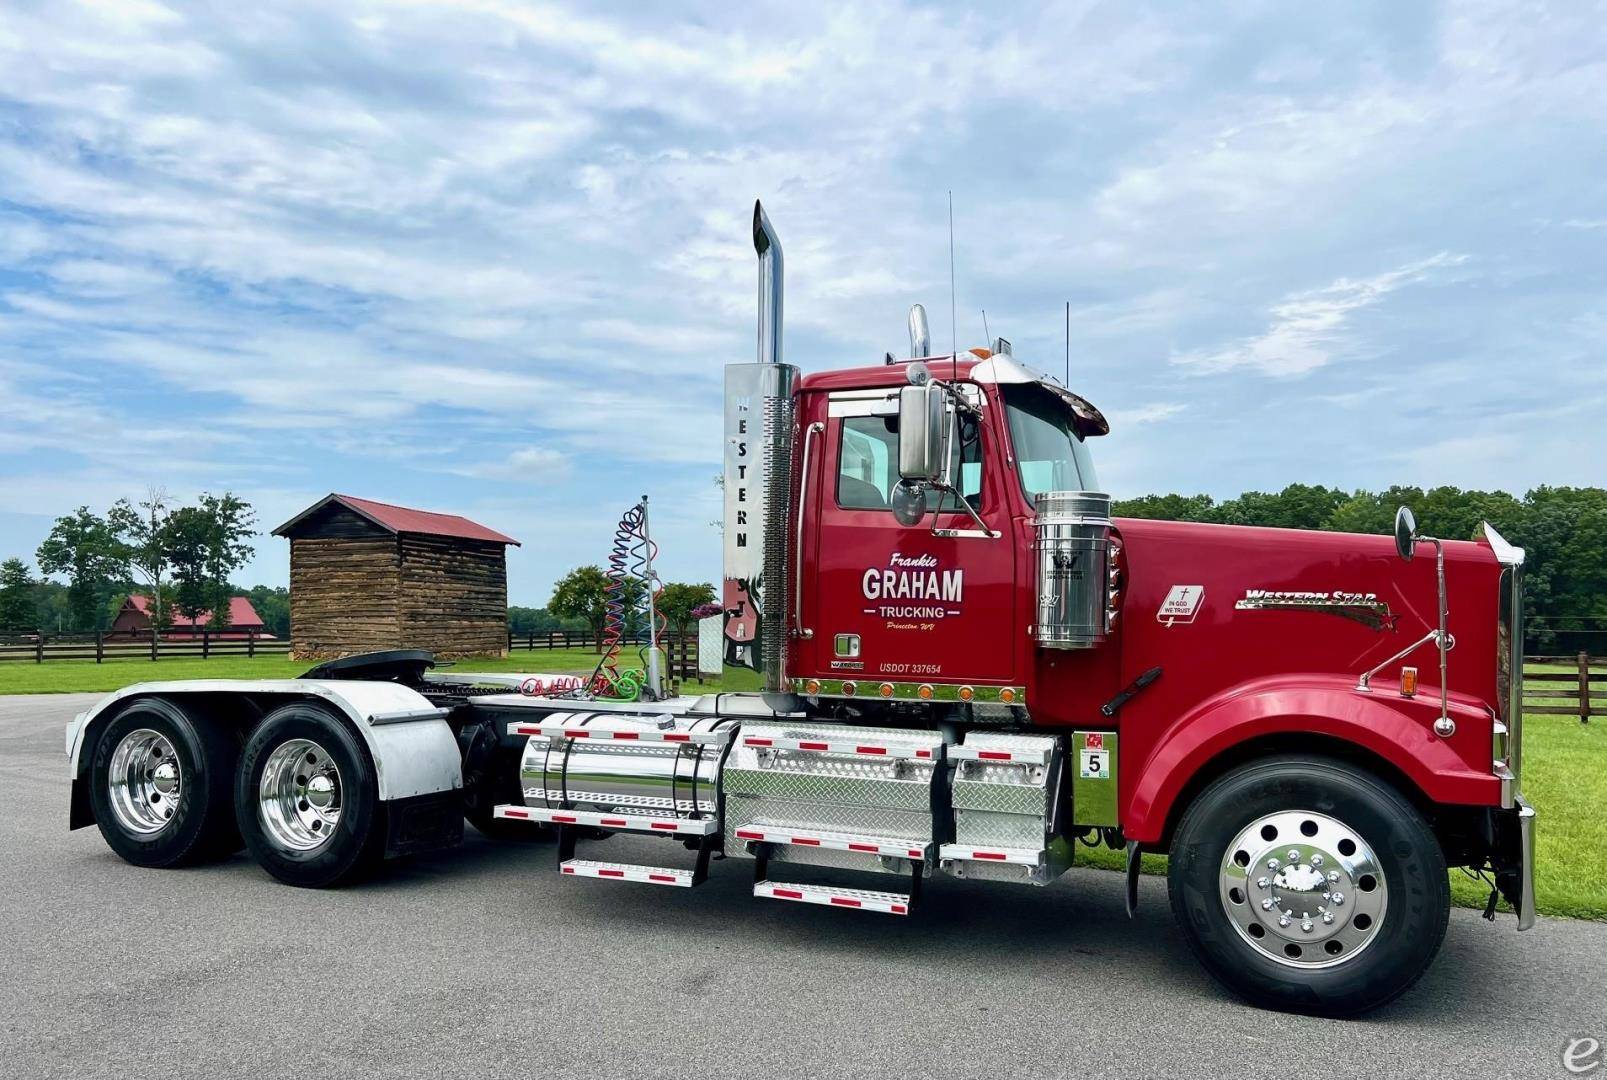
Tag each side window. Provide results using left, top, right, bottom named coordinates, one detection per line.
left=834, top=411, right=984, bottom=512
left=837, top=417, right=898, bottom=509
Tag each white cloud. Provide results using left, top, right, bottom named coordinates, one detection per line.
left=1172, top=254, right=1468, bottom=377
left=1108, top=402, right=1185, bottom=426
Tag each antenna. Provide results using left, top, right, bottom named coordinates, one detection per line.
left=981, top=308, right=990, bottom=344
left=948, top=191, right=957, bottom=383
left=1065, top=300, right=1070, bottom=385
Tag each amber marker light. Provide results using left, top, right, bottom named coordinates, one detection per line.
left=958, top=686, right=975, bottom=701
left=804, top=679, right=821, bottom=695
left=878, top=682, right=895, bottom=698
left=1400, top=667, right=1418, bottom=698
left=999, top=688, right=1018, bottom=704
left=841, top=681, right=857, bottom=696
left=917, top=684, right=934, bottom=700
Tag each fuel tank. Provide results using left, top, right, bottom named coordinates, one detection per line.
left=519, top=712, right=736, bottom=818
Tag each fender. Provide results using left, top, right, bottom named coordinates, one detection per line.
left=1121, top=675, right=1500, bottom=846
left=66, top=679, right=462, bottom=821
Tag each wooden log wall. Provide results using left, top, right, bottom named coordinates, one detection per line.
left=398, top=535, right=509, bottom=658
left=289, top=537, right=401, bottom=659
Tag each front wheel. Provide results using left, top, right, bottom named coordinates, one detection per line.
left=1167, top=754, right=1449, bottom=1016
left=235, top=702, right=384, bottom=887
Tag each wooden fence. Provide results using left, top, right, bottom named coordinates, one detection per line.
left=507, top=629, right=701, bottom=681
left=1524, top=652, right=1601, bottom=723
left=0, top=631, right=290, bottom=664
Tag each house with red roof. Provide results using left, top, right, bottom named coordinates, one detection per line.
left=111, top=594, right=269, bottom=639
left=272, top=494, right=519, bottom=660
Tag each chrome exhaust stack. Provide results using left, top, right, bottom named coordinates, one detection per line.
left=723, top=201, right=799, bottom=692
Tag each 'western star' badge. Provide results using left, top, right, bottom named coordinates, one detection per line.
left=1234, top=589, right=1397, bottom=632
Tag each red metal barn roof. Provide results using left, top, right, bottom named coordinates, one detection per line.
left=126, top=594, right=265, bottom=628
left=272, top=494, right=520, bottom=546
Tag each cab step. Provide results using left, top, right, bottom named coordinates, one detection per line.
left=561, top=859, right=696, bottom=887
left=937, top=843, right=1044, bottom=865
left=733, top=823, right=929, bottom=861
left=754, top=880, right=911, bottom=915
left=493, top=804, right=717, bottom=836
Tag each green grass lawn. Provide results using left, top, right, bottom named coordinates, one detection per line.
left=5, top=653, right=1595, bottom=918
left=0, top=649, right=761, bottom=695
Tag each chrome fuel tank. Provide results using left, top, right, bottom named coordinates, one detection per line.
left=518, top=712, right=735, bottom=817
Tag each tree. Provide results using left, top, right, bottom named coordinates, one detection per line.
left=165, top=493, right=257, bottom=629
left=243, top=585, right=290, bottom=638
left=548, top=565, right=646, bottom=651
left=0, top=558, right=36, bottom=633
left=108, top=488, right=172, bottom=633
left=1113, top=493, right=1215, bottom=522
left=35, top=507, right=124, bottom=632
left=657, top=582, right=717, bottom=637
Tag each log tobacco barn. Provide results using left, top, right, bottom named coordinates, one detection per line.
left=273, top=494, right=520, bottom=660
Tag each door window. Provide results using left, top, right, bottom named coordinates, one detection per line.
left=835, top=413, right=983, bottom=512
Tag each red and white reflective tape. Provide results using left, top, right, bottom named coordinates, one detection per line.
left=733, top=825, right=928, bottom=860
left=740, top=735, right=939, bottom=761
left=506, top=720, right=731, bottom=746
left=492, top=805, right=717, bottom=836
left=754, top=880, right=910, bottom=916
left=938, top=843, right=1044, bottom=866
left=947, top=743, right=1051, bottom=766
left=559, top=859, right=694, bottom=887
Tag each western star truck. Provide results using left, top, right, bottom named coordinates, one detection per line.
left=63, top=203, right=1534, bottom=1016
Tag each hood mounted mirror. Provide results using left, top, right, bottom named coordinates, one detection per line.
left=1394, top=506, right=1418, bottom=562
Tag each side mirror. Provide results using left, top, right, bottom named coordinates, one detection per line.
left=1394, top=505, right=1417, bottom=562
left=897, top=383, right=946, bottom=483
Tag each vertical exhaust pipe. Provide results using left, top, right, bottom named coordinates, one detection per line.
left=908, top=304, right=930, bottom=358
left=754, top=202, right=783, bottom=366
left=724, top=201, right=798, bottom=694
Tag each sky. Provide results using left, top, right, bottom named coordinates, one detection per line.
left=1, top=0, right=1603, bottom=605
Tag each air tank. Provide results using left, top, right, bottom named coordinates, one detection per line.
left=1032, top=491, right=1113, bottom=649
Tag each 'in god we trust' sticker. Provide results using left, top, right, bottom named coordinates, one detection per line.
left=1157, top=585, right=1205, bottom=626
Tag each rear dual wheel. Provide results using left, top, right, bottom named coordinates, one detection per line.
left=90, top=698, right=242, bottom=867
left=1168, top=755, right=1449, bottom=1017
left=234, top=702, right=384, bottom=888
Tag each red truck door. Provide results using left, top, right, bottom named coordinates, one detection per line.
left=798, top=387, right=1019, bottom=695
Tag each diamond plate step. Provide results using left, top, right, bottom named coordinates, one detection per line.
left=733, top=823, right=929, bottom=860
left=938, top=843, right=1045, bottom=865
left=559, top=859, right=696, bottom=887
left=754, top=880, right=911, bottom=915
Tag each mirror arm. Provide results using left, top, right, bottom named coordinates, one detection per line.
left=928, top=485, right=998, bottom=539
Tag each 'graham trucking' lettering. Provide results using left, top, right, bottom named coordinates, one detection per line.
left=861, top=553, right=964, bottom=619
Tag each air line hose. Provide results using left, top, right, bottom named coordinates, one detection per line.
left=586, top=501, right=666, bottom=702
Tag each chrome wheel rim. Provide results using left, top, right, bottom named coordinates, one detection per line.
left=258, top=739, right=342, bottom=852
left=1219, top=810, right=1387, bottom=969
left=107, top=728, right=183, bottom=835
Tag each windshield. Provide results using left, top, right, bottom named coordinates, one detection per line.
left=1002, top=383, right=1100, bottom=501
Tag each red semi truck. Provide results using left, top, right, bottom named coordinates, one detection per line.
left=64, top=203, right=1533, bottom=1016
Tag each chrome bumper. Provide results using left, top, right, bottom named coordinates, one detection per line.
left=1515, top=796, right=1536, bottom=931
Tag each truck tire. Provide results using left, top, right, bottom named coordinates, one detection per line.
left=1167, top=754, right=1449, bottom=1017
left=89, top=697, right=242, bottom=868
left=235, top=702, right=384, bottom=888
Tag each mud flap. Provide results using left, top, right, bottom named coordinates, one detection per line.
left=1125, top=839, right=1141, bottom=918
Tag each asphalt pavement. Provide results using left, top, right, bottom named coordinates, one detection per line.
left=2, top=693, right=1601, bottom=1079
